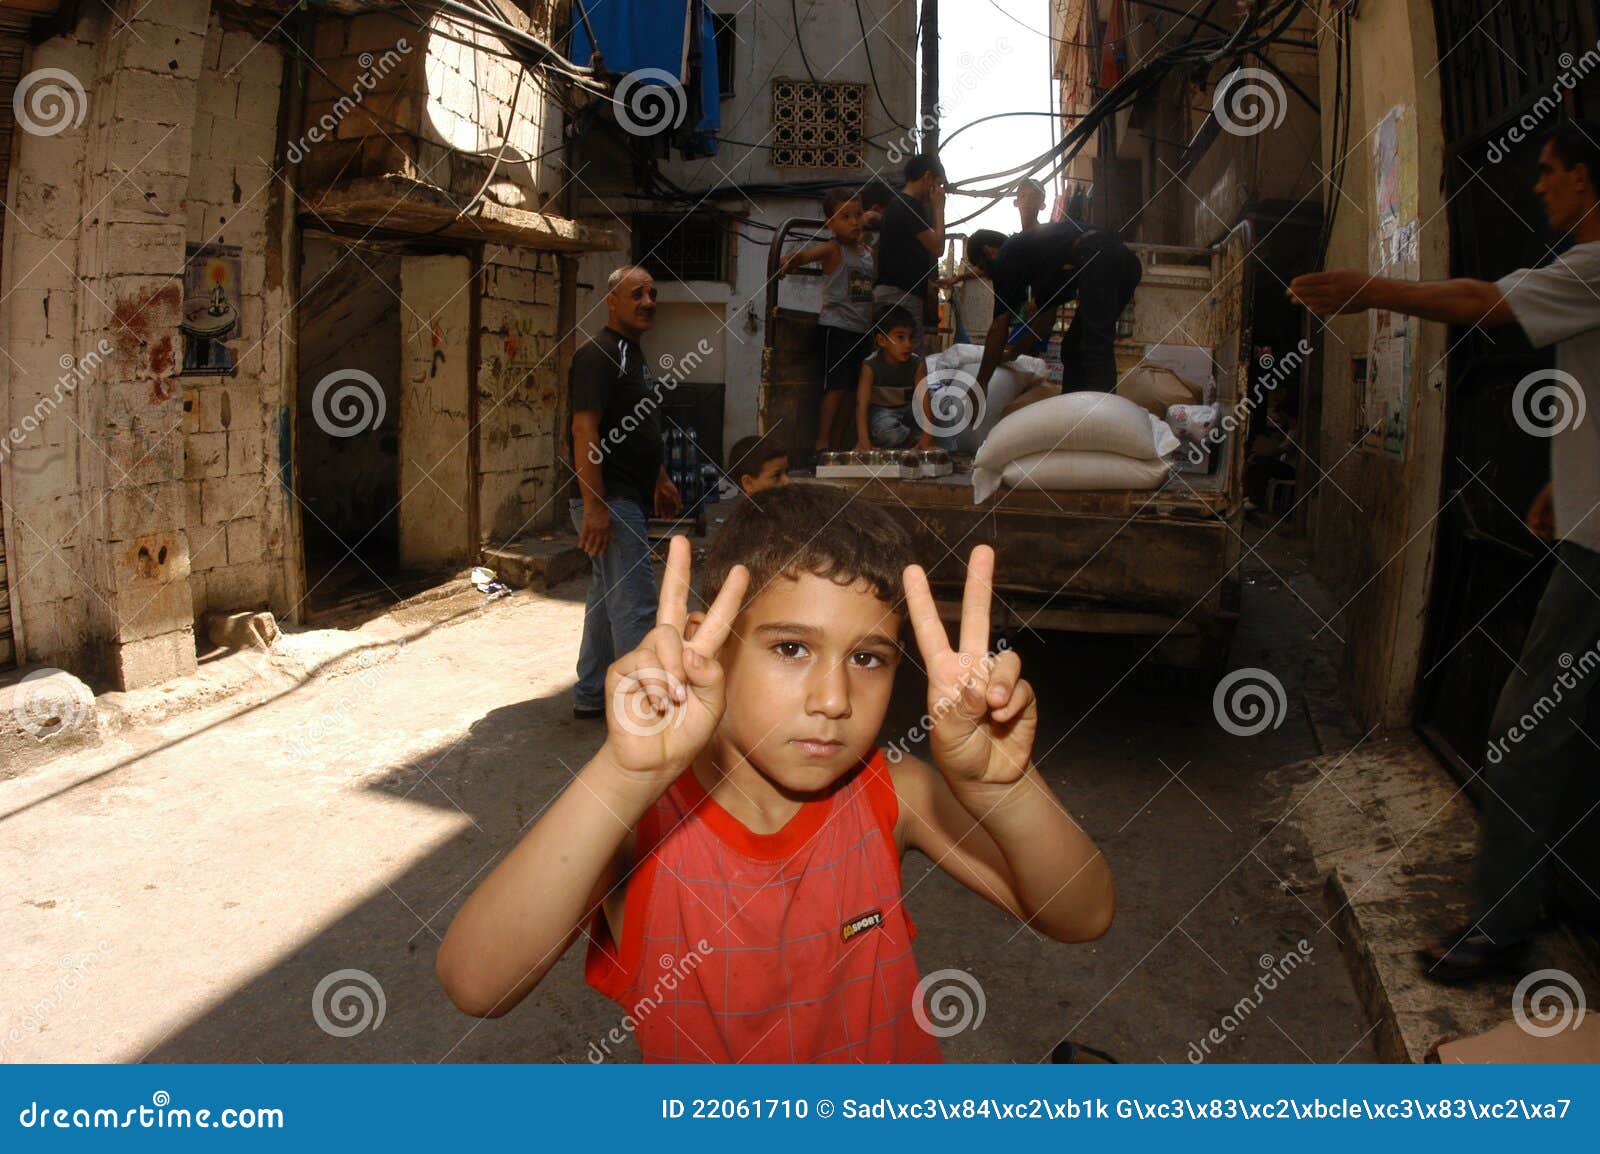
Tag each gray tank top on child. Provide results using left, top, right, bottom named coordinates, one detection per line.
left=864, top=351, right=918, bottom=408
left=819, top=243, right=875, bottom=332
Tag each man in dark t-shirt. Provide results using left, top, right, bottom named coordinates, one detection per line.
left=966, top=218, right=1142, bottom=395
left=873, top=154, right=946, bottom=348
left=568, top=265, right=681, bottom=718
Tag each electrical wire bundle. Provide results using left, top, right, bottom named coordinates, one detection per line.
left=941, top=0, right=1320, bottom=227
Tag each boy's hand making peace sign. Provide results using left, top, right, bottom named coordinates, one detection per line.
left=903, top=545, right=1037, bottom=787
left=602, top=537, right=749, bottom=783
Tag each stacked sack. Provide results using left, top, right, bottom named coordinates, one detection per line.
left=971, top=391, right=1180, bottom=503
left=923, top=343, right=1051, bottom=454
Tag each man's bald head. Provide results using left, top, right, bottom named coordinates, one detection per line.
left=606, top=265, right=657, bottom=339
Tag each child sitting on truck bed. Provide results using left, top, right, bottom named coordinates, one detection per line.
left=856, top=306, right=936, bottom=451
left=778, top=187, right=875, bottom=454
left=434, top=484, right=1115, bottom=1062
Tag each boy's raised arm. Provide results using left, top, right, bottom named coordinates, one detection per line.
left=436, top=539, right=749, bottom=1017
left=899, top=548, right=1115, bottom=942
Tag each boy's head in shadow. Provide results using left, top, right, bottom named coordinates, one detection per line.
left=725, top=433, right=790, bottom=497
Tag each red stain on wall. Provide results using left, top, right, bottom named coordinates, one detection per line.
left=111, top=285, right=183, bottom=398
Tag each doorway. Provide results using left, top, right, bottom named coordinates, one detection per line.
left=295, top=236, right=474, bottom=619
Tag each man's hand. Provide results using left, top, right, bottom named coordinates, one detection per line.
left=914, top=433, right=936, bottom=450
left=1527, top=481, right=1555, bottom=541
left=655, top=472, right=682, bottom=519
left=853, top=437, right=874, bottom=452
left=1287, top=269, right=1372, bottom=316
left=579, top=501, right=613, bottom=556
left=903, top=546, right=1036, bottom=787
left=603, top=537, right=749, bottom=782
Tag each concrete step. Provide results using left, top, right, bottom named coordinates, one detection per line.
left=1271, top=734, right=1599, bottom=1062
left=481, top=534, right=587, bottom=590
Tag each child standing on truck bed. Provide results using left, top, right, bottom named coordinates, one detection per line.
left=435, top=484, right=1115, bottom=1062
left=856, top=306, right=936, bottom=451
left=778, top=187, right=875, bottom=454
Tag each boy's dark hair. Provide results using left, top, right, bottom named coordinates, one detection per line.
left=904, top=154, right=945, bottom=184
left=726, top=432, right=787, bottom=481
left=1016, top=177, right=1046, bottom=198
left=1545, top=120, right=1600, bottom=190
left=967, top=229, right=1008, bottom=270
left=704, top=483, right=913, bottom=608
left=858, top=179, right=894, bottom=212
left=823, top=186, right=859, bottom=217
left=874, top=305, right=916, bottom=336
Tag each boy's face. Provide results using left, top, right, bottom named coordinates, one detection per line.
left=711, top=572, right=902, bottom=793
left=827, top=198, right=864, bottom=243
left=740, top=455, right=790, bottom=496
left=876, top=324, right=916, bottom=364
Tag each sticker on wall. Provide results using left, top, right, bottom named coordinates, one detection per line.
left=180, top=242, right=242, bottom=376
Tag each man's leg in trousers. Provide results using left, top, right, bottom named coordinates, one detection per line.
left=599, top=499, right=660, bottom=667
left=570, top=500, right=615, bottom=711
left=1473, top=542, right=1600, bottom=942
left=1061, top=270, right=1122, bottom=393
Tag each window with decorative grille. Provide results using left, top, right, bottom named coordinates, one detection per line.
left=770, top=79, right=866, bottom=170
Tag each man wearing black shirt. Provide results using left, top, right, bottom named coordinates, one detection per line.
left=873, top=155, right=947, bottom=348
left=568, top=265, right=681, bottom=719
left=967, top=219, right=1142, bottom=394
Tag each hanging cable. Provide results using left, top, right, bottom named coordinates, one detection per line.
left=791, top=0, right=819, bottom=82
left=855, top=0, right=911, bottom=131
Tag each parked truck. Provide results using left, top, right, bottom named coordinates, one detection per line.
left=758, top=220, right=1258, bottom=674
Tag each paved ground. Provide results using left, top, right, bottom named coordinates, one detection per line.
left=1, top=529, right=1379, bottom=1064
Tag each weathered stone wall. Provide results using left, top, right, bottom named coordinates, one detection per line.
left=180, top=19, right=293, bottom=628
left=477, top=247, right=567, bottom=542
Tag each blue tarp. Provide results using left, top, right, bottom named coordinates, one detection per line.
left=569, top=0, right=720, bottom=156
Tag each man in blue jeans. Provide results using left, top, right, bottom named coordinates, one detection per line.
left=1291, top=120, right=1600, bottom=982
left=569, top=265, right=681, bottom=719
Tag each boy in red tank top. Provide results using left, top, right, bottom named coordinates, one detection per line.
left=438, top=485, right=1115, bottom=1062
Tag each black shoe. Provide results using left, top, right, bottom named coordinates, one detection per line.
left=573, top=705, right=605, bottom=721
left=1416, top=923, right=1529, bottom=985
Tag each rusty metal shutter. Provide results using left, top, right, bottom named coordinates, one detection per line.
left=0, top=31, right=24, bottom=668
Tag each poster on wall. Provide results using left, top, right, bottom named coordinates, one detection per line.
left=1367, top=105, right=1419, bottom=460
left=180, top=242, right=241, bottom=376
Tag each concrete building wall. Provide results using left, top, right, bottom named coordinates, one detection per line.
left=1307, top=0, right=1451, bottom=728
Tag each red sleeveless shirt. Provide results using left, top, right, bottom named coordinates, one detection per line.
left=585, top=750, right=941, bottom=1063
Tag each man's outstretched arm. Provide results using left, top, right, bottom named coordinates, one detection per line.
left=1289, top=269, right=1516, bottom=326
